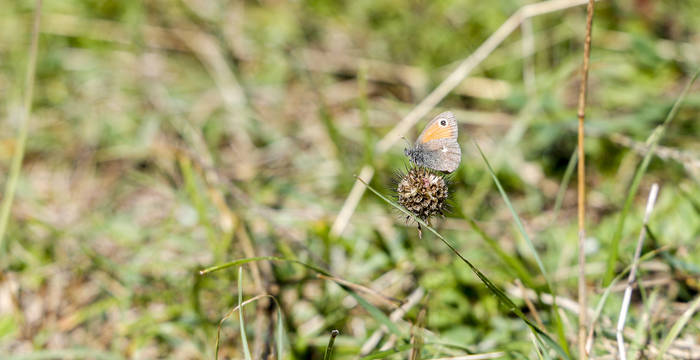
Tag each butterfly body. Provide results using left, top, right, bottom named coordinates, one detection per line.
left=404, top=111, right=461, bottom=173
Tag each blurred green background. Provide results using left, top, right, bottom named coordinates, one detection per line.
left=1, top=0, right=699, bottom=358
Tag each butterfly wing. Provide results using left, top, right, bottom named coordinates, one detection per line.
left=411, top=111, right=461, bottom=172
left=419, top=139, right=461, bottom=172
left=416, top=111, right=458, bottom=144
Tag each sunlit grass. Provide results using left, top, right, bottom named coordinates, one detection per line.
left=2, top=0, right=700, bottom=358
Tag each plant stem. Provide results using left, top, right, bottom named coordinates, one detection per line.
left=323, top=330, right=340, bottom=360
left=576, top=0, right=595, bottom=358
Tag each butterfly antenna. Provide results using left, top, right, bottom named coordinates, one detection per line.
left=401, top=136, right=412, bottom=148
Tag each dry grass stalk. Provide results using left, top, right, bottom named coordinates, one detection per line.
left=616, top=184, right=659, bottom=360
left=576, top=0, right=596, bottom=358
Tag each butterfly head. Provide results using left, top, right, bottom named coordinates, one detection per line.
left=404, top=146, right=425, bottom=167
left=403, top=137, right=417, bottom=162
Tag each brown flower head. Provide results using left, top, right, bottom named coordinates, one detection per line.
left=396, top=166, right=450, bottom=224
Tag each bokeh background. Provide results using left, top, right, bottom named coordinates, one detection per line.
left=1, top=0, right=699, bottom=359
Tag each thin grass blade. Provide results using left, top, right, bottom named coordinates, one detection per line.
left=655, top=294, right=700, bottom=360
left=467, top=217, right=536, bottom=288
left=238, top=268, right=253, bottom=360
left=530, top=333, right=546, bottom=360
left=276, top=306, right=284, bottom=360
left=473, top=141, right=568, bottom=355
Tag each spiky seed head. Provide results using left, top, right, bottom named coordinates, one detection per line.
left=396, top=166, right=449, bottom=222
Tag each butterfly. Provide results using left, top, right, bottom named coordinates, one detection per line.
left=403, top=111, right=461, bottom=173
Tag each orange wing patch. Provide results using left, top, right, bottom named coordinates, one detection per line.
left=419, top=123, right=454, bottom=143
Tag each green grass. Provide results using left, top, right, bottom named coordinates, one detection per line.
left=2, top=0, right=700, bottom=358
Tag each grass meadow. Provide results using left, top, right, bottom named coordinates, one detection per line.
left=1, top=0, right=699, bottom=359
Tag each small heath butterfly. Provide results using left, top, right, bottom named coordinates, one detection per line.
left=404, top=111, right=461, bottom=173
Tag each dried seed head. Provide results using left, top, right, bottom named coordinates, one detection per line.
left=396, top=166, right=449, bottom=223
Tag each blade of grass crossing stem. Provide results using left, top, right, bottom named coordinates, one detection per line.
left=655, top=294, right=700, bottom=360
left=238, top=268, right=253, bottom=360
left=202, top=257, right=403, bottom=338
left=359, top=178, right=570, bottom=360
left=604, top=71, right=699, bottom=285
left=473, top=141, right=568, bottom=355
left=323, top=330, right=339, bottom=360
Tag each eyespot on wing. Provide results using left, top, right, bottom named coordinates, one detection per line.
left=418, top=123, right=455, bottom=143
